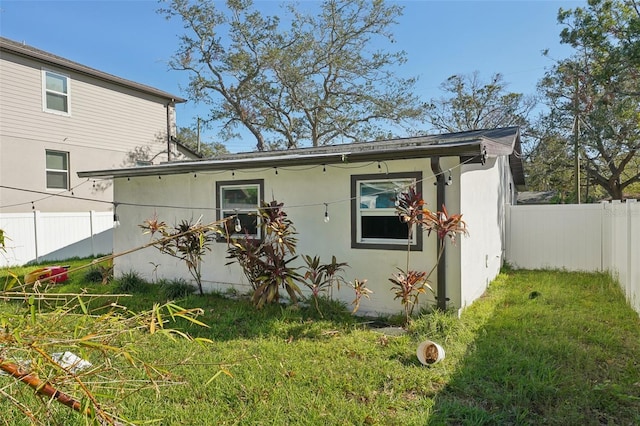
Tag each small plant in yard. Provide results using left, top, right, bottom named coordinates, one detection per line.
left=390, top=269, right=429, bottom=321
left=349, top=278, right=372, bottom=314
left=392, top=186, right=468, bottom=324
left=115, top=270, right=149, bottom=293
left=84, top=267, right=104, bottom=283
left=227, top=202, right=361, bottom=312
left=226, top=200, right=304, bottom=308
left=140, top=215, right=222, bottom=295
left=159, top=277, right=196, bottom=300
left=300, top=254, right=348, bottom=317
left=83, top=261, right=113, bottom=284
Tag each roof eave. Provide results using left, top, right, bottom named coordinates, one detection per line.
left=78, top=142, right=486, bottom=179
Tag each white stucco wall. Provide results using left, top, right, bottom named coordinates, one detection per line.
left=457, top=156, right=514, bottom=312
left=112, top=158, right=458, bottom=315
left=111, top=153, right=511, bottom=315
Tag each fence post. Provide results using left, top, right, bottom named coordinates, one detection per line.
left=626, top=200, right=636, bottom=304
left=505, top=204, right=511, bottom=265
left=600, top=201, right=607, bottom=272
left=90, top=210, right=96, bottom=258
left=33, top=210, right=41, bottom=263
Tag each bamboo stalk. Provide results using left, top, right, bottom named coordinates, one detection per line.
left=0, top=357, right=85, bottom=413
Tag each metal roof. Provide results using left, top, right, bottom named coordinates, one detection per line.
left=78, top=127, right=525, bottom=187
left=0, top=37, right=186, bottom=103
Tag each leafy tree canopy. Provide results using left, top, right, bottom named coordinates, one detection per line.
left=426, top=71, right=536, bottom=135
left=176, top=126, right=229, bottom=157
left=537, top=0, right=640, bottom=200
left=160, top=0, right=426, bottom=151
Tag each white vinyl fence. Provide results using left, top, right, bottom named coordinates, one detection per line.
left=506, top=200, right=640, bottom=315
left=0, top=211, right=113, bottom=267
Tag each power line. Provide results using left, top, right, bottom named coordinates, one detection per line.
left=1, top=157, right=475, bottom=213
left=0, top=179, right=103, bottom=209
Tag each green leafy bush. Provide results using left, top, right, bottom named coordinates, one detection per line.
left=83, top=262, right=113, bottom=285
left=84, top=268, right=103, bottom=283
left=226, top=201, right=303, bottom=308
left=115, top=270, right=149, bottom=293
left=159, top=278, right=196, bottom=300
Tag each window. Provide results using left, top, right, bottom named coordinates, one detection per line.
left=42, top=70, right=70, bottom=115
left=351, top=172, right=422, bottom=250
left=216, top=180, right=264, bottom=238
left=46, top=150, right=69, bottom=190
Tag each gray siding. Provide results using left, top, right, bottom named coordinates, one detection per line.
left=0, top=50, right=179, bottom=213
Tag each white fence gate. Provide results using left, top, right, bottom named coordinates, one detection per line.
left=0, top=211, right=113, bottom=267
left=506, top=201, right=640, bottom=315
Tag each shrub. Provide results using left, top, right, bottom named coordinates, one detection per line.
left=393, top=187, right=468, bottom=325
left=226, top=201, right=303, bottom=308
left=159, top=278, right=196, bottom=300
left=300, top=255, right=348, bottom=317
left=140, top=216, right=220, bottom=295
left=115, top=271, right=149, bottom=293
left=84, top=268, right=104, bottom=283
left=83, top=263, right=113, bottom=285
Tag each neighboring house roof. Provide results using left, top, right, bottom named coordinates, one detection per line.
left=517, top=191, right=558, bottom=204
left=79, top=127, right=525, bottom=187
left=0, top=37, right=186, bottom=103
left=173, top=137, right=204, bottom=159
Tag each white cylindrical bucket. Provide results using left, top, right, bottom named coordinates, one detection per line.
left=417, top=340, right=445, bottom=365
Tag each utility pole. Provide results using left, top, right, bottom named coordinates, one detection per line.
left=573, top=73, right=581, bottom=204
left=197, top=117, right=201, bottom=154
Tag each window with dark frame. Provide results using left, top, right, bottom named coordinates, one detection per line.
left=43, top=70, right=70, bottom=115
left=216, top=180, right=264, bottom=239
left=45, top=150, right=69, bottom=190
left=351, top=172, right=423, bottom=250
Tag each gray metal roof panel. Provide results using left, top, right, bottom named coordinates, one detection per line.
left=78, top=127, right=524, bottom=181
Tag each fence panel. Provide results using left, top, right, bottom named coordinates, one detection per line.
left=604, top=200, right=639, bottom=314
left=507, top=202, right=639, bottom=316
left=0, top=211, right=113, bottom=267
left=0, top=213, right=38, bottom=267
left=506, top=204, right=603, bottom=271
left=630, top=202, right=640, bottom=314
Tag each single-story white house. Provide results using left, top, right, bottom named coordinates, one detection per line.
left=79, top=127, right=525, bottom=316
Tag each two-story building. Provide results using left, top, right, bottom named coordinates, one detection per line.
left=0, top=37, right=200, bottom=265
left=0, top=36, right=194, bottom=214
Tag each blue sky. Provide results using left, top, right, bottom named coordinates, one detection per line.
left=0, top=0, right=585, bottom=152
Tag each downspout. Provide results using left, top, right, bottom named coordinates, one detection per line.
left=430, top=156, right=447, bottom=311
left=166, top=100, right=174, bottom=162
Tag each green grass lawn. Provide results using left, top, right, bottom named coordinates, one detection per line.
left=1, top=260, right=639, bottom=425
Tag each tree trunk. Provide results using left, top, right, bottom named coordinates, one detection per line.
left=610, top=180, right=624, bottom=200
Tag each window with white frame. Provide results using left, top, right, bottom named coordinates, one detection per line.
left=216, top=180, right=264, bottom=238
left=45, top=150, right=69, bottom=190
left=42, top=70, right=70, bottom=115
left=351, top=172, right=422, bottom=250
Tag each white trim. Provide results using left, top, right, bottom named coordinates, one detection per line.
left=218, top=182, right=262, bottom=239
left=42, top=69, right=71, bottom=116
left=355, top=177, right=416, bottom=245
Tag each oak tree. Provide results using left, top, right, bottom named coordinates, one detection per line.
left=161, top=0, right=426, bottom=151
left=538, top=0, right=640, bottom=200
left=425, top=71, right=536, bottom=134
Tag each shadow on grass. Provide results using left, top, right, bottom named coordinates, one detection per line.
left=427, top=270, right=640, bottom=425
left=173, top=292, right=378, bottom=341
left=2, top=265, right=384, bottom=344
